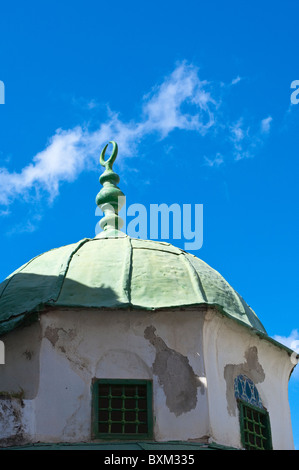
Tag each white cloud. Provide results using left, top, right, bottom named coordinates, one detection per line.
left=0, top=61, right=272, bottom=213
left=231, top=76, right=242, bottom=85
left=204, top=153, right=224, bottom=167
left=228, top=116, right=272, bottom=161
left=260, top=116, right=273, bottom=134
left=230, top=120, right=246, bottom=142
left=272, top=329, right=299, bottom=353
left=70, top=95, right=99, bottom=110
left=229, top=119, right=251, bottom=161
left=0, top=62, right=218, bottom=208
left=6, top=214, right=42, bottom=236
left=272, top=329, right=299, bottom=379
left=0, top=127, right=86, bottom=205
left=141, top=62, right=217, bottom=137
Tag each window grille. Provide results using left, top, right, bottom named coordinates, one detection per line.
left=234, top=374, right=272, bottom=450
left=238, top=400, right=272, bottom=450
left=92, top=379, right=153, bottom=439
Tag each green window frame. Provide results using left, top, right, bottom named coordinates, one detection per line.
left=238, top=399, right=272, bottom=450
left=92, top=379, right=153, bottom=439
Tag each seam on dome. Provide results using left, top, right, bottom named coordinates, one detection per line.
left=181, top=252, right=208, bottom=303
left=190, top=255, right=247, bottom=316
left=122, top=236, right=133, bottom=305
left=51, top=238, right=91, bottom=304
left=132, top=246, right=182, bottom=255
left=0, top=240, right=86, bottom=302
left=185, top=256, right=266, bottom=333
left=131, top=238, right=171, bottom=246
left=233, top=290, right=266, bottom=333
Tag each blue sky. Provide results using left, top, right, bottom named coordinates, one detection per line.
left=0, top=0, right=298, bottom=448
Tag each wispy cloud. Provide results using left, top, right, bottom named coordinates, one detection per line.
left=0, top=127, right=87, bottom=205
left=272, top=329, right=299, bottom=353
left=260, top=116, right=273, bottom=134
left=5, top=212, right=43, bottom=236
left=0, top=62, right=218, bottom=208
left=141, top=63, right=216, bottom=137
left=70, top=96, right=100, bottom=110
left=272, top=329, right=299, bottom=378
left=229, top=116, right=272, bottom=161
left=231, top=76, right=242, bottom=86
left=0, top=61, right=271, bottom=215
left=204, top=153, right=224, bottom=167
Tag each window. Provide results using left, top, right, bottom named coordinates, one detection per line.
left=238, top=400, right=272, bottom=450
left=92, top=379, right=153, bottom=439
left=234, top=374, right=272, bottom=450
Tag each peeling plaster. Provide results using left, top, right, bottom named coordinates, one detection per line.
left=44, top=325, right=90, bottom=377
left=224, top=346, right=265, bottom=416
left=44, top=326, right=76, bottom=347
left=144, top=325, right=201, bottom=416
left=22, top=350, right=34, bottom=360
left=0, top=398, right=25, bottom=446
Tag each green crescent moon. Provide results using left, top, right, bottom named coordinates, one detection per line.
left=100, top=141, right=118, bottom=170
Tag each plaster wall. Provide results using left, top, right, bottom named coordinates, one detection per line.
left=1, top=308, right=209, bottom=444
left=0, top=321, right=41, bottom=398
left=0, top=322, right=40, bottom=445
left=203, top=308, right=295, bottom=450
left=0, top=306, right=295, bottom=449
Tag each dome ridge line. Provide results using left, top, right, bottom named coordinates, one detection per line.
left=121, top=236, right=133, bottom=306
left=181, top=252, right=209, bottom=303
left=52, top=238, right=91, bottom=305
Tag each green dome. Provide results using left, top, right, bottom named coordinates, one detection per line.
left=0, top=235, right=266, bottom=336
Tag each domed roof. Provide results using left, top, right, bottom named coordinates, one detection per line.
left=0, top=141, right=267, bottom=338
left=0, top=234, right=266, bottom=336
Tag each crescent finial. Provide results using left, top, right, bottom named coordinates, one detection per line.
left=95, top=141, right=125, bottom=238
left=100, top=141, right=118, bottom=170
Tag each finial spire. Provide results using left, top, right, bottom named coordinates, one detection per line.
left=95, top=141, right=126, bottom=238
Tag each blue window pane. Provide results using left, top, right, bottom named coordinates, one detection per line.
left=234, top=374, right=263, bottom=409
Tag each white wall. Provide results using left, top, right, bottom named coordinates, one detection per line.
left=33, top=308, right=209, bottom=443
left=203, top=308, right=295, bottom=450
left=0, top=306, right=295, bottom=449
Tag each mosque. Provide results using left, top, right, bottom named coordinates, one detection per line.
left=0, top=141, right=297, bottom=450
